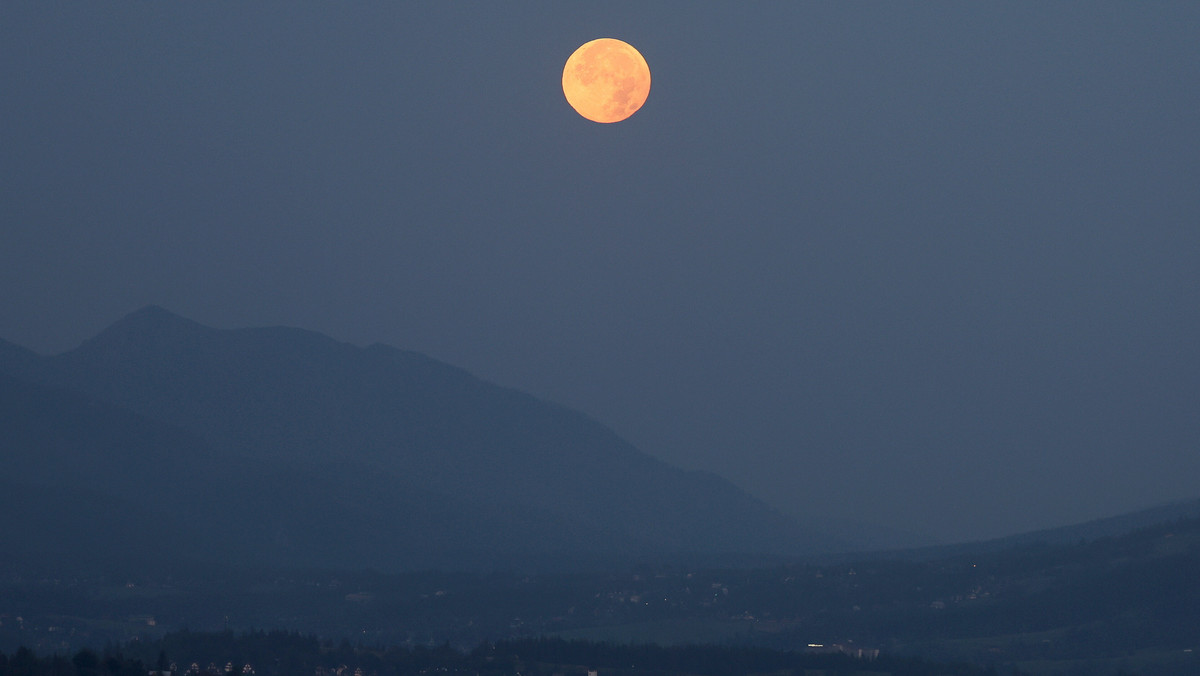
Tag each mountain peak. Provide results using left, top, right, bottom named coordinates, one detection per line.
left=116, top=304, right=197, bottom=328
left=68, top=305, right=218, bottom=359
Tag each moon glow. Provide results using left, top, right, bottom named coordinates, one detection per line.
left=562, top=38, right=651, bottom=123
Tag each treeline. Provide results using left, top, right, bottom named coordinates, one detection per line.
left=0, top=645, right=147, bottom=676
left=486, top=637, right=1000, bottom=676
left=0, top=631, right=1001, bottom=676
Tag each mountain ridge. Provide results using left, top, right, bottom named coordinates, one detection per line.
left=846, top=496, right=1200, bottom=564
left=0, top=306, right=844, bottom=571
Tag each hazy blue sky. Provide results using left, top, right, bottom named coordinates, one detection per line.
left=3, top=2, right=1198, bottom=543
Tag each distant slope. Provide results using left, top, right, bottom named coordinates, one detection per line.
left=0, top=371, right=214, bottom=570
left=872, top=497, right=1200, bottom=563
left=0, top=370, right=213, bottom=491
left=0, top=337, right=42, bottom=379
left=992, top=497, right=1200, bottom=546
left=0, top=306, right=843, bottom=572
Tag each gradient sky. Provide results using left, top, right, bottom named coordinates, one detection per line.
left=3, top=2, right=1198, bottom=544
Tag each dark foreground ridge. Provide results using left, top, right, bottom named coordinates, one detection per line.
left=1, top=514, right=1197, bottom=676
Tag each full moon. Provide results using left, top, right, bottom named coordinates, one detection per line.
left=562, top=38, right=651, bottom=123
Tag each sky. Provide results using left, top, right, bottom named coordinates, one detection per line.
left=2, top=2, right=1198, bottom=544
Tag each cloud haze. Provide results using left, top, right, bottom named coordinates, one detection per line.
left=2, top=2, right=1198, bottom=543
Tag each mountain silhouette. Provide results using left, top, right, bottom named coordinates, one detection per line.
left=0, top=306, right=843, bottom=571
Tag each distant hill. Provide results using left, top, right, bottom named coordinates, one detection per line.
left=866, top=497, right=1200, bottom=563
left=0, top=306, right=843, bottom=572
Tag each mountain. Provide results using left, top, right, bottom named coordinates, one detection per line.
left=0, top=306, right=842, bottom=572
left=0, top=369, right=219, bottom=571
left=0, top=337, right=41, bottom=379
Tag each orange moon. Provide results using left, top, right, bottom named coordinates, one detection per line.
left=562, top=38, right=651, bottom=123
